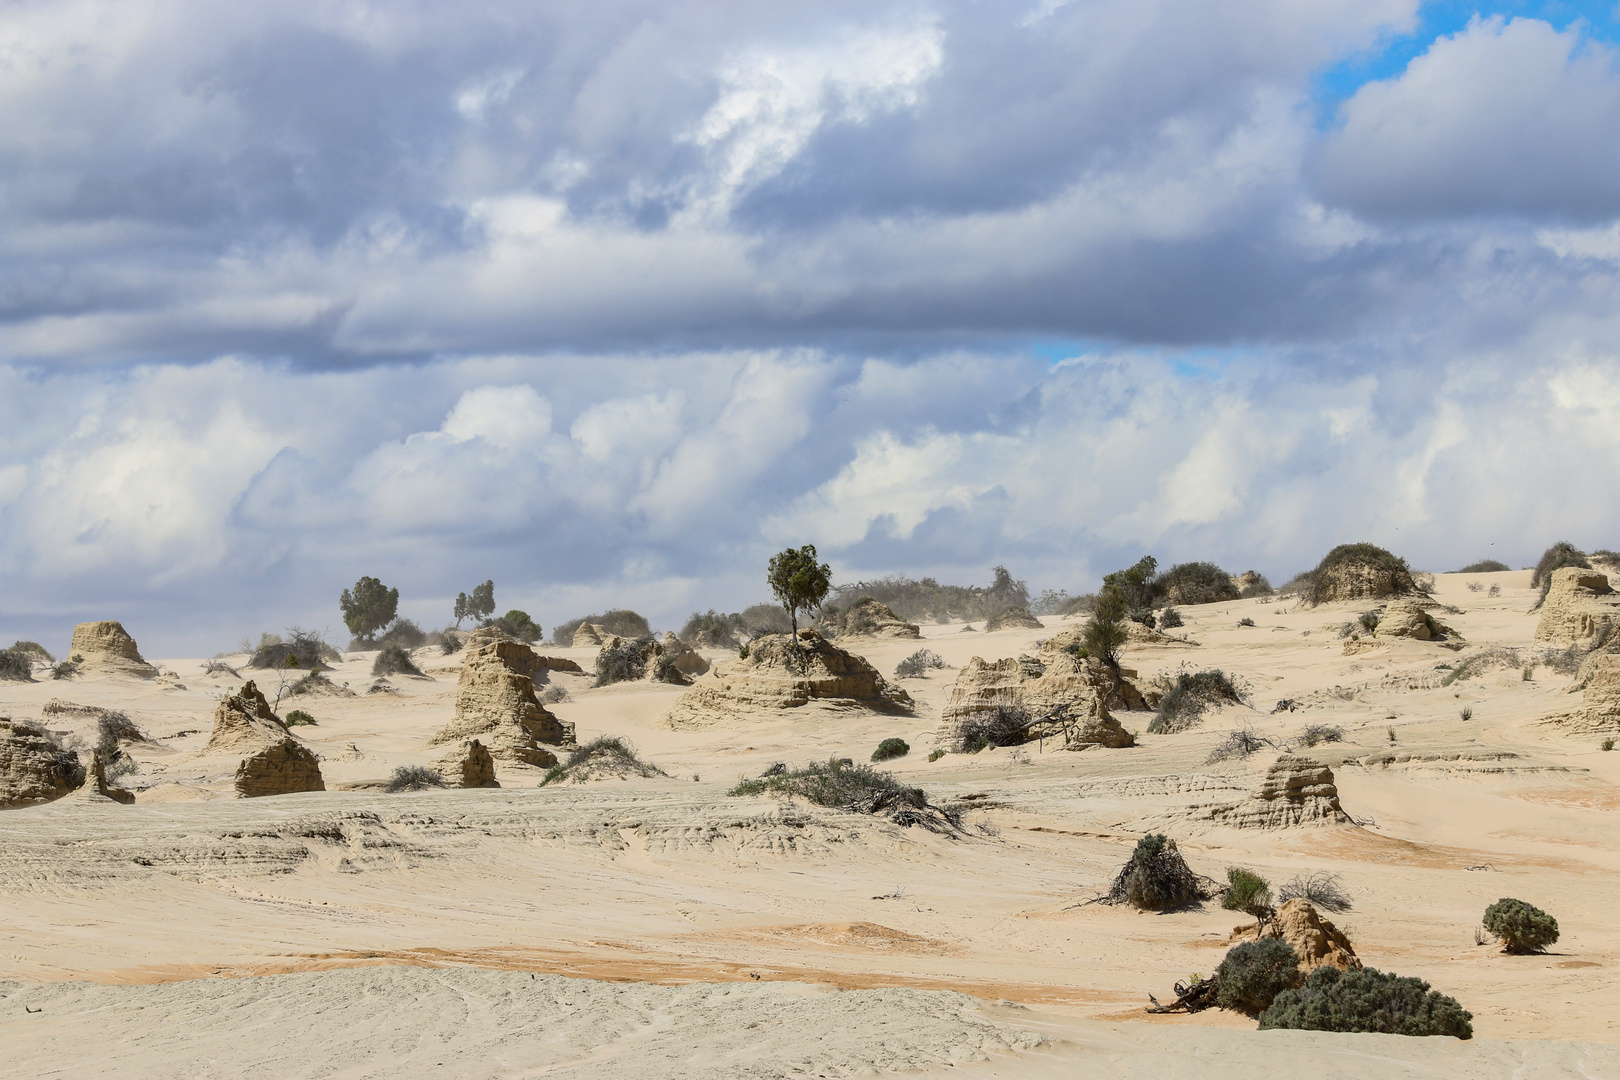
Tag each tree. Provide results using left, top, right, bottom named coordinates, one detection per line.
left=339, top=576, right=399, bottom=644
left=767, top=545, right=831, bottom=662
left=1083, top=585, right=1129, bottom=670
left=453, top=579, right=495, bottom=628
left=1103, top=555, right=1159, bottom=624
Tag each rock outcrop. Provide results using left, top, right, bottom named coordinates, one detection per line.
left=67, top=621, right=159, bottom=679
left=661, top=633, right=710, bottom=677
left=571, top=623, right=607, bottom=648
left=75, top=749, right=136, bottom=804
left=432, top=738, right=500, bottom=788
left=1305, top=548, right=1419, bottom=605
left=935, top=654, right=1135, bottom=751
left=0, top=717, right=81, bottom=809
left=1034, top=631, right=1155, bottom=707
left=1542, top=654, right=1620, bottom=735
left=1232, top=899, right=1361, bottom=973
left=429, top=640, right=565, bottom=766
left=1377, top=599, right=1460, bottom=642
left=830, top=598, right=921, bottom=640
left=206, top=681, right=291, bottom=752
left=1534, top=568, right=1620, bottom=647
left=665, top=630, right=912, bottom=728
left=234, top=738, right=325, bottom=798
left=985, top=607, right=1043, bottom=632
left=1206, top=755, right=1351, bottom=828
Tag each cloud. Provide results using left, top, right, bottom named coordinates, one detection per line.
left=1313, top=17, right=1620, bottom=221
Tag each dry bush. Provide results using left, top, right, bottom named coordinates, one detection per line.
left=1297, top=724, right=1344, bottom=748
left=1148, top=669, right=1245, bottom=734
left=1103, top=834, right=1216, bottom=910
left=385, top=766, right=444, bottom=792
left=953, top=705, right=1029, bottom=753
left=1277, top=871, right=1352, bottom=912
left=1205, top=728, right=1269, bottom=763
left=250, top=628, right=338, bottom=671
left=894, top=648, right=946, bottom=678
left=1440, top=647, right=1522, bottom=685
left=541, top=736, right=667, bottom=785
left=729, top=757, right=956, bottom=831
left=372, top=645, right=423, bottom=678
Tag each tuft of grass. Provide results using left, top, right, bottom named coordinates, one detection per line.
left=372, top=644, right=423, bottom=678
left=1459, top=706, right=1473, bottom=722
left=927, top=748, right=946, bottom=762
left=1148, top=669, right=1245, bottom=734
left=1602, top=737, right=1616, bottom=752
left=871, top=737, right=910, bottom=762
left=540, top=735, right=667, bottom=785
left=1298, top=724, right=1344, bottom=748
left=284, top=709, right=316, bottom=726
left=385, top=765, right=444, bottom=792
left=1277, top=871, right=1352, bottom=912
left=894, top=648, right=946, bottom=679
left=727, top=758, right=956, bottom=831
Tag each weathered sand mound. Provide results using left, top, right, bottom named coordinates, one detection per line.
left=1302, top=545, right=1420, bottom=605
left=1379, top=598, right=1461, bottom=641
left=67, top=621, right=158, bottom=679
left=985, top=607, right=1043, bottom=632
left=1205, top=755, right=1352, bottom=828
left=936, top=654, right=1135, bottom=750
left=74, top=749, right=136, bottom=804
left=206, top=681, right=290, bottom=752
left=594, top=635, right=699, bottom=686
left=1231, top=898, right=1361, bottom=972
left=432, top=739, right=500, bottom=788
left=660, top=632, right=710, bottom=676
left=1534, top=568, right=1619, bottom=646
left=0, top=717, right=81, bottom=809
left=665, top=630, right=911, bottom=727
left=430, top=640, right=565, bottom=766
left=571, top=622, right=607, bottom=647
left=461, top=630, right=584, bottom=679
left=1542, top=654, right=1620, bottom=735
left=234, top=738, right=325, bottom=798
left=831, top=598, right=922, bottom=639
left=1035, top=631, right=1156, bottom=707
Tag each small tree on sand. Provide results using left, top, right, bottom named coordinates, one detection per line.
left=767, top=545, right=831, bottom=665
left=454, top=580, right=496, bottom=628
left=340, top=576, right=399, bottom=645
left=1083, top=585, right=1129, bottom=671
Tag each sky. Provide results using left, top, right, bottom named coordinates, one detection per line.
left=1, top=0, right=1618, bottom=657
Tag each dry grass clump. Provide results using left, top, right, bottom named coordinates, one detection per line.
left=1440, top=647, right=1521, bottom=686
left=1103, top=834, right=1217, bottom=910
left=541, top=736, right=668, bottom=785
left=1297, top=724, right=1344, bottom=749
left=249, top=629, right=339, bottom=671
left=728, top=758, right=958, bottom=831
left=1148, top=669, right=1245, bottom=734
left=953, top=705, right=1030, bottom=752
left=1205, top=728, right=1269, bottom=763
left=1278, top=871, right=1352, bottom=911
left=894, top=648, right=946, bottom=678
left=385, top=766, right=444, bottom=792
left=371, top=644, right=423, bottom=678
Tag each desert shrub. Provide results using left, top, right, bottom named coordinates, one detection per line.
left=1237, top=617, right=1255, bottom=627
left=378, top=619, right=428, bottom=650
left=250, top=628, right=337, bottom=671
left=652, top=653, right=685, bottom=684
left=1482, top=898, right=1559, bottom=954
left=283, top=709, right=316, bottom=726
left=541, top=735, right=668, bottom=785
left=1222, top=867, right=1273, bottom=922
left=1158, top=607, right=1183, bottom=629
left=1205, top=729, right=1267, bottom=764
left=1441, top=646, right=1522, bottom=685
left=728, top=757, right=953, bottom=829
left=285, top=671, right=343, bottom=697
left=1358, top=611, right=1379, bottom=633
left=93, top=709, right=145, bottom=749
left=953, top=705, right=1029, bottom=753
left=829, top=567, right=1028, bottom=625
left=1104, top=834, right=1211, bottom=911
left=594, top=636, right=653, bottom=687
left=1488, top=584, right=1500, bottom=597
left=385, top=765, right=444, bottom=792
left=1277, top=871, right=1352, bottom=912
left=203, top=659, right=240, bottom=677
left=1216, top=938, right=1300, bottom=1016
left=1457, top=559, right=1510, bottom=573
left=372, top=645, right=423, bottom=677
left=1532, top=541, right=1590, bottom=604
left=1298, top=543, right=1414, bottom=605
left=1259, top=966, right=1472, bottom=1039
left=340, top=576, right=399, bottom=645
left=52, top=659, right=80, bottom=679
left=1157, top=561, right=1239, bottom=605
left=491, top=610, right=541, bottom=642
left=1148, top=669, right=1244, bottom=734
left=539, top=684, right=570, bottom=704
left=1298, top=724, right=1344, bottom=748
left=0, top=647, right=35, bottom=682
left=1237, top=573, right=1274, bottom=598
left=1604, top=737, right=1616, bottom=751
left=928, top=748, right=946, bottom=761
left=871, top=737, right=910, bottom=762
left=9, top=641, right=54, bottom=663
left=894, top=649, right=946, bottom=678
left=554, top=609, right=651, bottom=645
left=680, top=609, right=746, bottom=647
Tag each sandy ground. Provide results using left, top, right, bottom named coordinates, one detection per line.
left=3, top=569, right=1618, bottom=1077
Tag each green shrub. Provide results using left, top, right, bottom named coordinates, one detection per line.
left=553, top=609, right=651, bottom=646
left=9, top=641, right=53, bottom=663
left=372, top=644, right=423, bottom=677
left=1237, top=573, right=1274, bottom=598
left=894, top=648, right=946, bottom=678
left=1259, top=966, right=1472, bottom=1039
left=1157, top=561, right=1239, bottom=605
left=1083, top=586, right=1129, bottom=669
left=1299, top=543, right=1415, bottom=605
left=1603, top=737, right=1616, bottom=751
left=1532, top=541, right=1590, bottom=603
left=1456, top=559, right=1510, bottom=573
left=1216, top=938, right=1300, bottom=1016
left=51, top=659, right=80, bottom=679
left=1222, top=867, right=1273, bottom=923
left=284, top=709, right=316, bottom=726
left=250, top=628, right=337, bottom=671
left=927, top=748, right=946, bottom=761
left=0, top=647, right=35, bottom=682
left=1237, top=617, right=1255, bottom=627
left=595, top=636, right=653, bottom=686
left=1148, top=669, right=1244, bottom=734
left=385, top=766, right=444, bottom=792
left=1358, top=611, right=1380, bottom=633
left=872, top=738, right=910, bottom=762
left=491, top=610, right=541, bottom=642
left=1158, top=607, right=1183, bottom=629
left=680, top=609, right=746, bottom=647
left=1482, top=898, right=1559, bottom=954
left=727, top=758, right=954, bottom=830
left=541, top=735, right=667, bottom=785
left=1104, top=834, right=1210, bottom=911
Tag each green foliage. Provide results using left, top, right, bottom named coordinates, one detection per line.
left=1215, top=938, right=1300, bottom=1016
left=827, top=568, right=1028, bottom=624
left=340, top=576, right=400, bottom=643
left=372, top=645, right=423, bottom=678
left=767, top=544, right=833, bottom=641
left=1082, top=586, right=1129, bottom=669
left=1103, top=555, right=1160, bottom=615
left=594, top=636, right=653, bottom=686
left=1456, top=559, right=1511, bottom=573
left=384, top=765, right=444, bottom=792
left=1106, top=833, right=1209, bottom=911
left=1222, top=867, right=1273, bottom=921
left=1532, top=541, right=1591, bottom=603
left=1300, top=543, right=1413, bottom=605
left=283, top=709, right=316, bottom=726
left=952, top=705, right=1028, bottom=753
left=1157, top=561, right=1238, bottom=605
left=540, top=736, right=667, bottom=785
left=51, top=660, right=80, bottom=680
left=1158, top=607, right=1183, bottom=629
left=1358, top=611, right=1380, bottom=633
left=1237, top=572, right=1274, bottom=598
left=9, top=641, right=54, bottom=663
left=927, top=748, right=946, bottom=761
left=492, top=609, right=541, bottom=642
left=894, top=648, right=946, bottom=678
left=552, top=609, right=651, bottom=646
left=1259, top=966, right=1473, bottom=1039
left=1482, top=898, right=1559, bottom=954
left=728, top=758, right=932, bottom=822
left=680, top=609, right=746, bottom=647
left=1148, top=669, right=1244, bottom=734
left=871, top=737, right=910, bottom=762
left=453, top=580, right=496, bottom=628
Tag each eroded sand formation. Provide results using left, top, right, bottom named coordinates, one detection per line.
left=68, top=620, right=159, bottom=679
left=829, top=598, right=922, bottom=639
left=1534, top=567, right=1619, bottom=646
left=431, top=639, right=568, bottom=765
